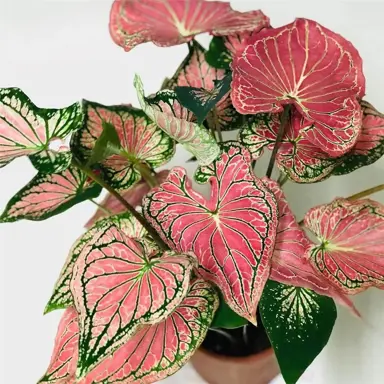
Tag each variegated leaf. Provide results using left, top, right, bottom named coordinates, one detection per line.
left=205, top=36, right=232, bottom=70
left=304, top=198, right=384, bottom=294
left=143, top=143, right=278, bottom=323
left=166, top=41, right=244, bottom=132
left=334, top=100, right=384, bottom=175
left=71, top=101, right=174, bottom=191
left=85, top=170, right=170, bottom=228
left=45, top=212, right=146, bottom=314
left=70, top=223, right=196, bottom=377
left=232, top=18, right=365, bottom=157
left=110, top=0, right=269, bottom=52
left=239, top=111, right=338, bottom=183
left=134, top=74, right=220, bottom=165
left=38, top=307, right=78, bottom=384
left=0, top=166, right=101, bottom=222
left=0, top=88, right=82, bottom=172
left=260, top=280, right=337, bottom=384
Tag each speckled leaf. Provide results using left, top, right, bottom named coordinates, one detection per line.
left=143, top=143, right=278, bottom=323
left=0, top=166, right=101, bottom=222
left=304, top=198, right=384, bottom=294
left=239, top=111, right=338, bottom=183
left=29, top=149, right=73, bottom=174
left=334, top=100, right=384, bottom=175
left=205, top=36, right=231, bottom=70
left=260, top=280, right=337, bottom=384
left=166, top=41, right=243, bottom=132
left=45, top=212, right=146, bottom=314
left=70, top=223, right=196, bottom=377
left=85, top=170, right=170, bottom=228
left=71, top=100, right=174, bottom=191
left=0, top=88, right=82, bottom=172
left=38, top=307, right=78, bottom=384
left=135, top=75, right=220, bottom=165
left=232, top=18, right=365, bottom=157
left=110, top=0, right=269, bottom=52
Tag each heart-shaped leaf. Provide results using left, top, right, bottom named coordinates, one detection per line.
left=109, top=0, right=269, bottom=52
left=240, top=112, right=338, bottom=183
left=0, top=166, right=101, bottom=222
left=260, top=280, right=337, bottom=384
left=0, top=88, right=82, bottom=172
left=143, top=143, right=278, bottom=323
left=85, top=170, right=170, bottom=228
left=41, top=279, right=218, bottom=384
left=304, top=198, right=384, bottom=294
left=334, top=100, right=384, bottom=175
left=166, top=42, right=244, bottom=132
left=232, top=18, right=365, bottom=157
left=134, top=75, right=220, bottom=165
left=38, top=307, right=78, bottom=384
left=45, top=212, right=147, bottom=314
left=71, top=100, right=174, bottom=191
left=70, top=223, right=196, bottom=377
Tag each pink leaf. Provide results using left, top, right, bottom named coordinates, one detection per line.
left=71, top=101, right=175, bottom=191
left=109, top=0, right=269, bottom=52
left=231, top=18, right=365, bottom=157
left=38, top=308, right=78, bottom=384
left=304, top=198, right=384, bottom=294
left=143, top=143, right=278, bottom=323
left=70, top=223, right=196, bottom=377
left=85, top=170, right=170, bottom=228
left=263, top=179, right=357, bottom=312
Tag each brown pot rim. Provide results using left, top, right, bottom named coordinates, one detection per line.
left=195, top=346, right=275, bottom=364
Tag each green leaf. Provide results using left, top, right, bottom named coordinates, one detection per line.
left=211, top=292, right=248, bottom=329
left=259, top=280, right=337, bottom=384
left=29, top=150, right=72, bottom=174
left=87, top=121, right=122, bottom=166
left=205, top=36, right=232, bottom=70
left=174, top=74, right=232, bottom=125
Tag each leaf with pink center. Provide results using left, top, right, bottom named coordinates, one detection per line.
left=304, top=198, right=384, bottom=294
left=143, top=143, right=278, bottom=323
left=166, top=41, right=244, bottom=132
left=0, top=166, right=101, bottom=222
left=71, top=100, right=174, bottom=191
left=85, top=170, right=170, bottom=228
left=231, top=18, right=365, bottom=157
left=45, top=212, right=147, bottom=314
left=38, top=307, right=78, bottom=384
left=109, top=0, right=269, bottom=52
left=263, top=179, right=357, bottom=312
left=135, top=75, right=220, bottom=165
left=239, top=111, right=338, bottom=183
left=70, top=223, right=196, bottom=377
left=0, top=88, right=82, bottom=173
left=334, top=100, right=384, bottom=175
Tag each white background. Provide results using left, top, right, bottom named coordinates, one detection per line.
left=1, top=0, right=384, bottom=383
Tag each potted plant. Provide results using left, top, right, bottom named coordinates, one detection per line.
left=1, top=1, right=383, bottom=384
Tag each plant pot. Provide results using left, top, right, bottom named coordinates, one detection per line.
left=191, top=346, right=280, bottom=384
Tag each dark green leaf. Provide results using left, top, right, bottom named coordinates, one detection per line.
left=205, top=36, right=232, bottom=70
left=260, top=280, right=337, bottom=384
left=29, top=150, right=72, bottom=174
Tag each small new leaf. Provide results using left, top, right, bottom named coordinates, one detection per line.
left=205, top=36, right=232, bottom=70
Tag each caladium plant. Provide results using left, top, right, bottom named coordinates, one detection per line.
left=2, top=1, right=384, bottom=384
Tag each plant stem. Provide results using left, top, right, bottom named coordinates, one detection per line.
left=277, top=173, right=289, bottom=187
left=89, top=199, right=112, bottom=216
left=265, top=105, right=291, bottom=179
left=72, top=159, right=168, bottom=251
left=135, top=162, right=158, bottom=188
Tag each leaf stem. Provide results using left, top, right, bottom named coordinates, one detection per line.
left=265, top=105, right=291, bottom=179
left=135, top=162, right=158, bottom=188
left=72, top=159, right=168, bottom=251
left=278, top=173, right=289, bottom=187
left=89, top=199, right=112, bottom=216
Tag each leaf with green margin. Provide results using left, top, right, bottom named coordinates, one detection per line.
left=333, top=100, right=384, bottom=175
left=0, top=87, right=82, bottom=172
left=205, top=36, right=231, bottom=70
left=71, top=100, right=175, bottom=191
left=0, top=166, right=101, bottom=222
left=134, top=74, right=220, bottom=165
left=45, top=212, right=147, bottom=314
left=211, top=292, right=248, bottom=329
left=260, top=280, right=337, bottom=384
left=29, top=149, right=72, bottom=174
left=175, top=73, right=232, bottom=125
